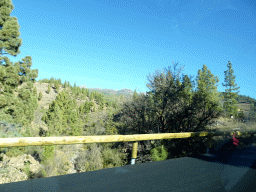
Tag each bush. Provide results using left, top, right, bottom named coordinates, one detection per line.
left=150, top=144, right=168, bottom=162
left=22, top=161, right=33, bottom=179
left=47, top=84, right=51, bottom=94
left=32, top=168, right=47, bottom=179
left=0, top=120, right=28, bottom=157
left=47, top=150, right=73, bottom=177
left=41, top=145, right=55, bottom=165
left=75, top=143, right=103, bottom=172
left=85, top=120, right=106, bottom=136
left=38, top=92, right=43, bottom=101
left=101, top=147, right=128, bottom=168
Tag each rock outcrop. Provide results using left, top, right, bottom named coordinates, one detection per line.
left=0, top=145, right=85, bottom=184
left=0, top=154, right=43, bottom=184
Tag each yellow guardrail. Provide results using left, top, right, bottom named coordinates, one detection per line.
left=0, top=130, right=255, bottom=165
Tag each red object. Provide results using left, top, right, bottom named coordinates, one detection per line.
left=232, top=134, right=239, bottom=146
left=228, top=134, right=239, bottom=150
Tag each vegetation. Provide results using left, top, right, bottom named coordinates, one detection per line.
left=0, top=0, right=256, bottom=182
left=221, top=61, right=240, bottom=118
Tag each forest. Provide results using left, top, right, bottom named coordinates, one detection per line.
left=1, top=0, right=256, bottom=183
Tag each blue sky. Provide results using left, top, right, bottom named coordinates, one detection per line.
left=8, top=0, right=256, bottom=99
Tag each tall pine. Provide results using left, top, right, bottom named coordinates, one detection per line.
left=222, top=61, right=240, bottom=118
left=0, top=0, right=22, bottom=94
left=194, top=64, right=223, bottom=118
left=0, top=0, right=38, bottom=127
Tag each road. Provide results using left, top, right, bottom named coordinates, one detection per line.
left=1, top=146, right=256, bottom=192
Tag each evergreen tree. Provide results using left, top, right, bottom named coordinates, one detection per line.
left=193, top=64, right=223, bottom=120
left=175, top=74, right=196, bottom=111
left=55, top=81, right=60, bottom=93
left=14, top=56, right=38, bottom=84
left=42, top=90, right=83, bottom=137
left=81, top=87, right=89, bottom=97
left=132, top=89, right=138, bottom=101
left=0, top=0, right=38, bottom=129
left=222, top=61, right=240, bottom=118
left=47, top=84, right=51, bottom=94
left=49, top=76, right=54, bottom=84
left=51, top=105, right=64, bottom=136
left=38, top=91, right=43, bottom=101
left=0, top=0, right=22, bottom=57
left=0, top=57, right=20, bottom=94
left=78, top=100, right=94, bottom=114
left=57, top=78, right=62, bottom=85
left=63, top=80, right=68, bottom=88
left=32, top=86, right=37, bottom=96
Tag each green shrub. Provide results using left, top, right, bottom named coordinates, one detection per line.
left=75, top=143, right=103, bottom=172
left=23, top=161, right=33, bottom=179
left=101, top=147, right=128, bottom=169
left=41, top=145, right=55, bottom=165
left=150, top=144, right=168, bottom=162
left=32, top=87, right=37, bottom=96
left=38, top=92, right=43, bottom=101
left=47, top=84, right=51, bottom=94
left=40, top=169, right=47, bottom=178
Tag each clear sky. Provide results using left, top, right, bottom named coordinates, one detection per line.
left=8, top=0, right=256, bottom=99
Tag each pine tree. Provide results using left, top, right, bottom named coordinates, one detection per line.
left=38, top=91, right=43, bottom=101
left=47, top=84, right=51, bottom=94
left=222, top=61, right=240, bottom=118
left=32, top=86, right=37, bottom=96
left=0, top=0, right=38, bottom=129
left=42, top=90, right=83, bottom=136
left=55, top=82, right=60, bottom=93
left=49, top=76, right=54, bottom=84
left=194, top=64, right=223, bottom=117
left=57, top=78, right=62, bottom=85
left=0, top=0, right=38, bottom=88
left=176, top=74, right=195, bottom=108
left=64, top=80, right=68, bottom=88
left=14, top=56, right=38, bottom=85
left=0, top=0, right=22, bottom=57
left=132, top=89, right=138, bottom=101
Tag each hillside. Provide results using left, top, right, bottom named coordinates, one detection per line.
left=0, top=79, right=256, bottom=185
left=1, top=0, right=256, bottom=185
left=82, top=87, right=255, bottom=120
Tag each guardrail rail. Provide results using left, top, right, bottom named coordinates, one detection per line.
left=0, top=130, right=256, bottom=165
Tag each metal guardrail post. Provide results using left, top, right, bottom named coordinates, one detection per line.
left=131, top=141, right=138, bottom=165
